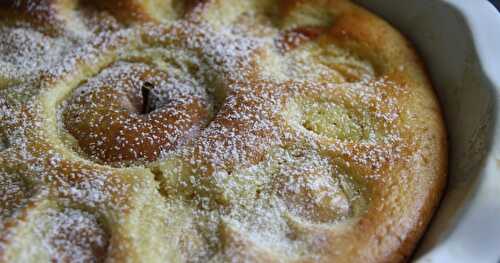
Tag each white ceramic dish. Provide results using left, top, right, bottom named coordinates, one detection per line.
left=354, top=0, right=500, bottom=262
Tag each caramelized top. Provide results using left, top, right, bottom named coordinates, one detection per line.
left=0, top=0, right=446, bottom=262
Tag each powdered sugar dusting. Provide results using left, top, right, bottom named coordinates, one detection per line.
left=32, top=207, right=109, bottom=263
left=0, top=1, right=420, bottom=262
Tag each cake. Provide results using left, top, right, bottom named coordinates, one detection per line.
left=0, top=0, right=447, bottom=262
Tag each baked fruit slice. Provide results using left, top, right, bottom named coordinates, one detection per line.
left=0, top=0, right=447, bottom=262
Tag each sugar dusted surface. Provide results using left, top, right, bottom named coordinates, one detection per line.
left=0, top=1, right=444, bottom=262
left=33, top=207, right=109, bottom=263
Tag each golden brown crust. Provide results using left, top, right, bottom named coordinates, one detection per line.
left=0, top=0, right=446, bottom=262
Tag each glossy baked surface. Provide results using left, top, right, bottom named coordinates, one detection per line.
left=0, top=0, right=447, bottom=262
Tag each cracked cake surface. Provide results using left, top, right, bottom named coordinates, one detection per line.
left=0, top=0, right=447, bottom=262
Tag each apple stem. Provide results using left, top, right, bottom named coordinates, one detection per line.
left=141, top=82, right=156, bottom=114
